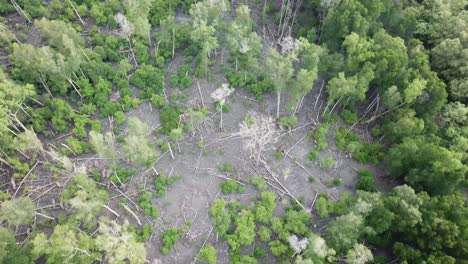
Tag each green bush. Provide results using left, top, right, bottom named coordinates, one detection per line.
left=161, top=227, right=182, bottom=254
left=170, top=65, right=193, bottom=89
left=316, top=197, right=329, bottom=217
left=220, top=179, right=244, bottom=194
left=279, top=116, right=298, bottom=129
left=160, top=106, right=181, bottom=134
left=155, top=175, right=177, bottom=196
left=251, top=176, right=267, bottom=191
left=320, top=157, right=336, bottom=168
left=197, top=244, right=217, bottom=264
left=257, top=226, right=271, bottom=242
left=111, top=166, right=137, bottom=184
left=218, top=162, right=233, bottom=173
left=309, top=150, right=319, bottom=160
left=139, top=191, right=159, bottom=218
left=129, top=223, right=154, bottom=242
left=314, top=123, right=330, bottom=150
left=341, top=109, right=358, bottom=124
left=130, top=64, right=165, bottom=98
left=356, top=169, right=376, bottom=192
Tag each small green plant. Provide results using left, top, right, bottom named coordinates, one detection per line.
left=340, top=109, right=358, bottom=124
left=320, top=157, right=336, bottom=168
left=251, top=176, right=267, bottom=191
left=274, top=151, right=283, bottom=159
left=155, top=175, right=177, bottom=196
left=279, top=116, right=298, bottom=130
left=156, top=139, right=169, bottom=152
left=308, top=176, right=316, bottom=183
left=217, top=162, right=233, bottom=173
left=326, top=178, right=341, bottom=187
left=356, top=169, right=376, bottom=192
left=160, top=227, right=183, bottom=254
left=257, top=226, right=271, bottom=242
left=315, top=196, right=329, bottom=218
left=314, top=123, right=329, bottom=150
left=129, top=223, right=154, bottom=242
left=197, top=244, right=217, bottom=264
left=308, top=150, right=319, bottom=161
left=139, top=192, right=159, bottom=218
left=111, top=167, right=137, bottom=185
left=220, top=179, right=244, bottom=194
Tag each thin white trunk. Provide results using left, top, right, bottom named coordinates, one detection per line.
left=277, top=90, right=281, bottom=119
left=168, top=142, right=175, bottom=159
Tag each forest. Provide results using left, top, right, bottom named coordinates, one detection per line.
left=0, top=0, right=466, bottom=263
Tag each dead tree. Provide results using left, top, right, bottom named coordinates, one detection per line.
left=235, top=113, right=279, bottom=165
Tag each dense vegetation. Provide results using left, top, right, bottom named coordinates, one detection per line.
left=0, top=0, right=466, bottom=263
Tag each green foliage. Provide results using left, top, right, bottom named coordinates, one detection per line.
left=220, top=179, right=244, bottom=194
left=308, top=150, right=319, bottom=161
left=210, top=199, right=231, bottom=238
left=160, top=106, right=181, bottom=134
left=96, top=218, right=146, bottom=264
left=0, top=197, right=35, bottom=226
left=227, top=210, right=256, bottom=253
left=269, top=240, right=290, bottom=257
left=111, top=166, right=137, bottom=185
left=129, top=223, right=154, bottom=242
left=257, top=226, right=271, bottom=242
left=62, top=173, right=108, bottom=228
left=0, top=226, right=33, bottom=264
left=340, top=109, right=358, bottom=124
left=316, top=197, right=329, bottom=218
left=356, top=169, right=376, bottom=192
left=197, top=244, right=217, bottom=264
left=139, top=191, right=159, bottom=218
left=326, top=212, right=364, bottom=253
left=314, top=123, right=329, bottom=150
left=320, top=157, right=335, bottom=168
left=251, top=175, right=267, bottom=191
left=334, top=128, right=383, bottom=164
left=217, top=162, right=233, bottom=173
left=32, top=224, right=101, bottom=263
left=130, top=64, right=165, bottom=99
left=388, top=137, right=466, bottom=195
left=160, top=227, right=183, bottom=254
left=253, top=192, right=276, bottom=224
left=154, top=175, right=177, bottom=197
left=123, top=117, right=160, bottom=166
left=170, top=65, right=193, bottom=89
left=279, top=116, right=298, bottom=129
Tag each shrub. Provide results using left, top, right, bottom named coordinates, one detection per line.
left=316, top=197, right=329, bottom=217
left=341, top=109, right=358, bottom=124
left=251, top=176, right=267, bottom=191
left=220, top=180, right=244, bottom=194
left=218, top=162, right=233, bottom=173
left=155, top=175, right=177, bottom=196
left=130, top=64, right=165, bottom=98
left=356, top=169, right=376, bottom=192
left=320, top=157, right=336, bottom=168
left=314, top=123, right=329, bottom=150
left=160, top=106, right=181, bottom=134
left=309, top=150, right=319, bottom=161
left=160, top=227, right=182, bottom=254
left=326, top=178, right=341, bottom=187
left=197, top=244, right=217, bottom=264
left=111, top=166, right=137, bottom=184
left=139, top=191, right=159, bottom=218
left=279, top=116, right=298, bottom=129
left=257, top=226, right=271, bottom=242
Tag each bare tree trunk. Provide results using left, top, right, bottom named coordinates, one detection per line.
left=66, top=0, right=85, bottom=26
left=276, top=90, right=281, bottom=119
left=167, top=142, right=175, bottom=159
left=172, top=27, right=175, bottom=59
left=329, top=96, right=343, bottom=114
